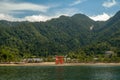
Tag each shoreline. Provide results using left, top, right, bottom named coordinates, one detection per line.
left=1, top=62, right=120, bottom=66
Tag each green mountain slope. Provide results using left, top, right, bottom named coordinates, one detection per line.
left=93, top=11, right=120, bottom=54
left=0, top=10, right=120, bottom=57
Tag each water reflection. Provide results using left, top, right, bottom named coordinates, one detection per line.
left=55, top=66, right=64, bottom=80
left=0, top=66, right=120, bottom=80
left=89, top=66, right=119, bottom=80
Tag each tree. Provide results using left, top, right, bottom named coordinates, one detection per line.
left=0, top=46, right=20, bottom=62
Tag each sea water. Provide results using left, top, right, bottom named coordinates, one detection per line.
left=0, top=65, right=120, bottom=80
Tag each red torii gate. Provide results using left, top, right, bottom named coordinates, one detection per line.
left=55, top=56, right=64, bottom=64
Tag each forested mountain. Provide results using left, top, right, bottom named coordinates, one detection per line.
left=0, top=10, right=120, bottom=58
left=95, top=11, right=120, bottom=54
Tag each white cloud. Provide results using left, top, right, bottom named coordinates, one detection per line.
left=0, top=13, right=16, bottom=21
left=24, top=8, right=81, bottom=22
left=0, top=13, right=58, bottom=22
left=70, top=0, right=82, bottom=6
left=102, top=0, right=117, bottom=8
left=89, top=13, right=111, bottom=21
left=24, top=15, right=53, bottom=22
left=0, top=0, right=84, bottom=22
left=0, top=1, right=49, bottom=13
left=0, top=8, right=82, bottom=22
left=0, top=12, right=111, bottom=22
left=0, top=13, right=25, bottom=21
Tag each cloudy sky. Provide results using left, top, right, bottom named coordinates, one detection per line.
left=0, top=0, right=120, bottom=22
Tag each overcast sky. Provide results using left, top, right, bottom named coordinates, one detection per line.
left=0, top=0, right=120, bottom=22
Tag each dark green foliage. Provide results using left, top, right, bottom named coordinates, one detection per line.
left=0, top=10, right=120, bottom=62
left=0, top=46, right=20, bottom=62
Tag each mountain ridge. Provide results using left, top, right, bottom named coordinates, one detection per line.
left=0, top=10, right=120, bottom=57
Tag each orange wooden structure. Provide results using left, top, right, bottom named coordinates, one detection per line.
left=55, top=56, right=64, bottom=64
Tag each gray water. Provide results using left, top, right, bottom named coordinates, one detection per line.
left=0, top=65, right=120, bottom=80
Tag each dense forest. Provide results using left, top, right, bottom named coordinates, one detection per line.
left=0, top=10, right=120, bottom=62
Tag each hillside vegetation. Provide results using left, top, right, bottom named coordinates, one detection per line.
left=0, top=11, right=120, bottom=62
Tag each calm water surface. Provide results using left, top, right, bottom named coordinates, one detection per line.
left=0, top=65, right=120, bottom=80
